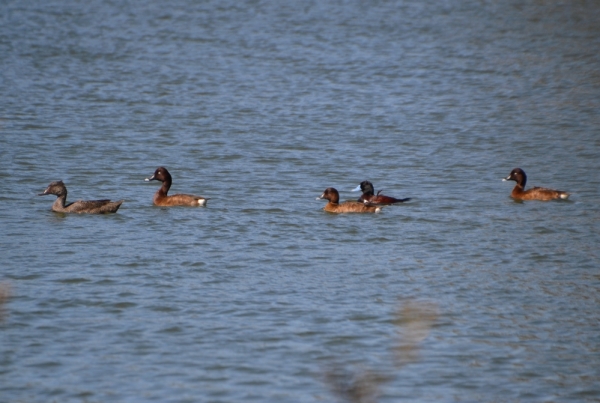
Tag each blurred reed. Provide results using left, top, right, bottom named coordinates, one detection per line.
left=0, top=282, right=11, bottom=322
left=325, top=299, right=438, bottom=403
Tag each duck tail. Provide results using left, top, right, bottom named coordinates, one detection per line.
left=558, top=192, right=570, bottom=200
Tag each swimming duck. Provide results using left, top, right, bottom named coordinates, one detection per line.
left=317, top=187, right=382, bottom=213
left=352, top=180, right=410, bottom=205
left=145, top=167, right=209, bottom=207
left=503, top=168, right=570, bottom=201
left=39, top=181, right=123, bottom=214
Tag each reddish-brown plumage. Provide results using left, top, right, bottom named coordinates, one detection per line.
left=317, top=187, right=382, bottom=213
left=145, top=167, right=208, bottom=207
left=353, top=180, right=410, bottom=206
left=503, top=168, right=570, bottom=201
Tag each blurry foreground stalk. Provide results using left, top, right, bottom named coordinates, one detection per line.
left=325, top=299, right=438, bottom=403
left=0, top=282, right=10, bottom=322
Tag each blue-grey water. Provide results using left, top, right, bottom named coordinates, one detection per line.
left=1, top=1, right=599, bottom=402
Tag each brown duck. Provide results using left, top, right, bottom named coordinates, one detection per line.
left=503, top=168, right=570, bottom=201
left=317, top=187, right=382, bottom=213
left=145, top=167, right=209, bottom=207
left=39, top=181, right=123, bottom=214
left=352, top=180, right=411, bottom=205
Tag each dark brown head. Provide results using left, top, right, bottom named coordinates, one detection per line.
left=145, top=167, right=172, bottom=183
left=317, top=187, right=340, bottom=204
left=352, top=180, right=375, bottom=196
left=503, top=168, right=527, bottom=187
left=39, top=181, right=67, bottom=197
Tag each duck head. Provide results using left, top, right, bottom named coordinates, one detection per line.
left=503, top=168, right=527, bottom=187
left=316, top=187, right=340, bottom=204
left=352, top=180, right=374, bottom=195
left=145, top=167, right=172, bottom=183
left=39, top=181, right=67, bottom=197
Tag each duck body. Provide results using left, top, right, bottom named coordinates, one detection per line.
left=145, top=167, right=208, bottom=207
left=317, top=187, right=382, bottom=213
left=352, top=180, right=410, bottom=205
left=503, top=168, right=570, bottom=201
left=39, top=181, right=123, bottom=214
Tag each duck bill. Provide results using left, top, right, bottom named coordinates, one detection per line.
left=144, top=175, right=155, bottom=182
left=316, top=193, right=325, bottom=200
left=502, top=175, right=511, bottom=182
left=351, top=185, right=361, bottom=192
left=38, top=189, right=49, bottom=196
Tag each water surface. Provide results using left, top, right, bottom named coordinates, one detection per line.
left=1, top=1, right=599, bottom=402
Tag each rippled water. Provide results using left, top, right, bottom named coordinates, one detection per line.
left=1, top=1, right=600, bottom=402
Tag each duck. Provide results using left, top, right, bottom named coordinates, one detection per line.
left=352, top=180, right=410, bottom=205
left=317, top=187, right=382, bottom=213
left=503, top=168, right=570, bottom=201
left=39, top=181, right=123, bottom=214
left=145, top=167, right=209, bottom=207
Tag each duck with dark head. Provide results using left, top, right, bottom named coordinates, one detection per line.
left=503, top=168, right=570, bottom=201
left=317, top=187, right=382, bottom=213
left=352, top=180, right=410, bottom=206
left=145, top=167, right=209, bottom=207
left=39, top=181, right=123, bottom=213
